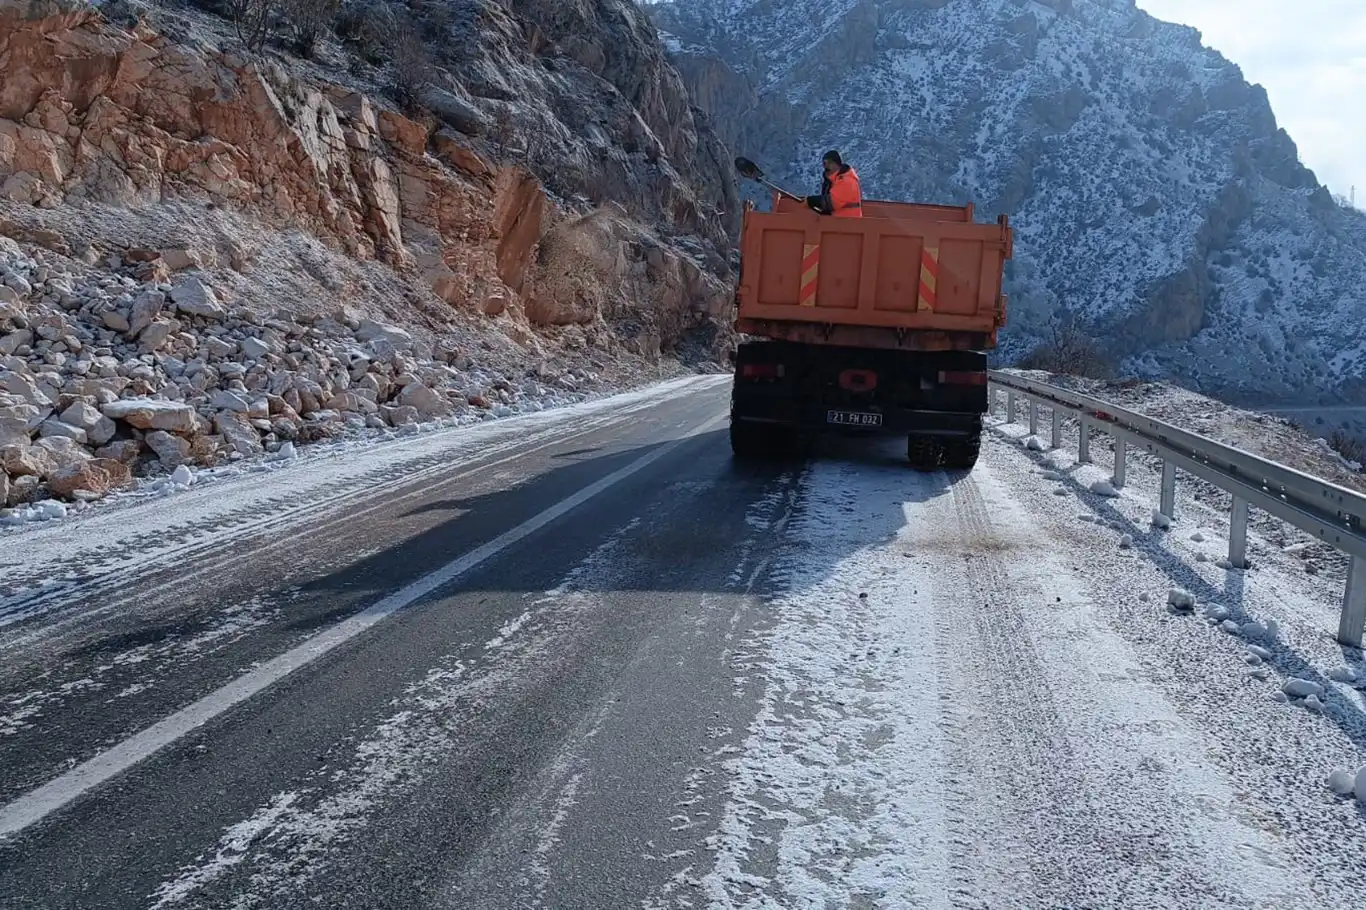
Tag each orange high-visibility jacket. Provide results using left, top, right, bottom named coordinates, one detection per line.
left=829, top=166, right=863, bottom=217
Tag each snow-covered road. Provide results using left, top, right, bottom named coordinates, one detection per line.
left=1, top=378, right=1362, bottom=909
left=702, top=437, right=1364, bottom=909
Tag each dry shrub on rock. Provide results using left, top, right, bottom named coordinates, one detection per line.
left=390, top=14, right=430, bottom=115
left=282, top=0, right=340, bottom=59
left=1017, top=323, right=1116, bottom=380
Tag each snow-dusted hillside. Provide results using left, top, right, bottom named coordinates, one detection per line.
left=647, top=0, right=1366, bottom=407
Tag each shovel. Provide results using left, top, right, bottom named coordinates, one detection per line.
left=734, top=156, right=805, bottom=203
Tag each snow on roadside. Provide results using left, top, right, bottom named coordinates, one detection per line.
left=986, top=403, right=1362, bottom=678
left=997, top=370, right=1366, bottom=495
left=700, top=448, right=1332, bottom=908
left=0, top=371, right=720, bottom=533
left=0, top=376, right=725, bottom=630
left=959, top=464, right=1325, bottom=905
left=983, top=412, right=1366, bottom=890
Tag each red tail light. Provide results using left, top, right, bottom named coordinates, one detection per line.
left=938, top=370, right=987, bottom=386
left=741, top=362, right=784, bottom=379
left=839, top=369, right=877, bottom=392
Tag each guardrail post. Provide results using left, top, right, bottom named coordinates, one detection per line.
left=1051, top=407, right=1062, bottom=449
left=1028, top=399, right=1039, bottom=436
left=1228, top=497, right=1248, bottom=569
left=1160, top=461, right=1177, bottom=520
left=1112, top=437, right=1126, bottom=488
left=1078, top=418, right=1091, bottom=463
left=1341, top=557, right=1366, bottom=648
left=1006, top=391, right=1017, bottom=424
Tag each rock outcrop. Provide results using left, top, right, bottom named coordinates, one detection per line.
left=0, top=0, right=743, bottom=510
left=0, top=0, right=735, bottom=326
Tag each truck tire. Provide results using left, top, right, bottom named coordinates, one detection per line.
left=942, top=431, right=981, bottom=471
left=730, top=419, right=769, bottom=459
left=907, top=435, right=942, bottom=472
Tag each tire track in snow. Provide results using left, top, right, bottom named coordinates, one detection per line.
left=697, top=438, right=1324, bottom=909
left=924, top=491, right=1029, bottom=910
left=937, top=464, right=1317, bottom=909
left=940, top=473, right=1181, bottom=909
left=698, top=457, right=954, bottom=909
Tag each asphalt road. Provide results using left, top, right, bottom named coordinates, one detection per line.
left=3, top=375, right=1361, bottom=909
left=0, top=375, right=795, bottom=909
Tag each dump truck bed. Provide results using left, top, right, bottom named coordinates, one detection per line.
left=735, top=194, right=1013, bottom=351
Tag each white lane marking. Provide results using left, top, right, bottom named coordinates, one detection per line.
left=0, top=410, right=728, bottom=840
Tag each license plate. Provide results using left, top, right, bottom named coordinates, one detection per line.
left=827, top=410, right=883, bottom=427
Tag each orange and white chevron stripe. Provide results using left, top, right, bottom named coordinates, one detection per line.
left=918, top=245, right=939, bottom=312
left=799, top=244, right=819, bottom=307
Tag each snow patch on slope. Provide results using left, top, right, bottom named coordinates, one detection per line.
left=653, top=0, right=1366, bottom=403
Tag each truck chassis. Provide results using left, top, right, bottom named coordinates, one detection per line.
left=729, top=339, right=987, bottom=471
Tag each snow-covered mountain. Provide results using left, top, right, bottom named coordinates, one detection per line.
left=646, top=0, right=1366, bottom=406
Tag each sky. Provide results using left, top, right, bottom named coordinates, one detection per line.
left=1138, top=0, right=1366, bottom=202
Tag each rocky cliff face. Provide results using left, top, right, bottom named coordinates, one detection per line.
left=649, top=0, right=1366, bottom=406
left=2, top=0, right=739, bottom=333
left=0, top=0, right=739, bottom=510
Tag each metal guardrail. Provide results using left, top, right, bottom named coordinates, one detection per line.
left=986, top=370, right=1366, bottom=648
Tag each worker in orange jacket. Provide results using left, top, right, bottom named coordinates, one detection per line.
left=804, top=150, right=863, bottom=217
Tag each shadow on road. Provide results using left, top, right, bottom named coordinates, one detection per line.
left=287, top=427, right=957, bottom=610
left=0, top=423, right=965, bottom=786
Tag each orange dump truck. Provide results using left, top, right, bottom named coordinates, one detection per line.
left=730, top=192, right=1013, bottom=469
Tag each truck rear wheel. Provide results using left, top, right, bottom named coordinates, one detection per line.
left=907, top=435, right=942, bottom=472
left=942, top=432, right=981, bottom=471
left=730, top=418, right=769, bottom=459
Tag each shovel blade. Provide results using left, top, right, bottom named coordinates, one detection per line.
left=734, top=156, right=764, bottom=180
